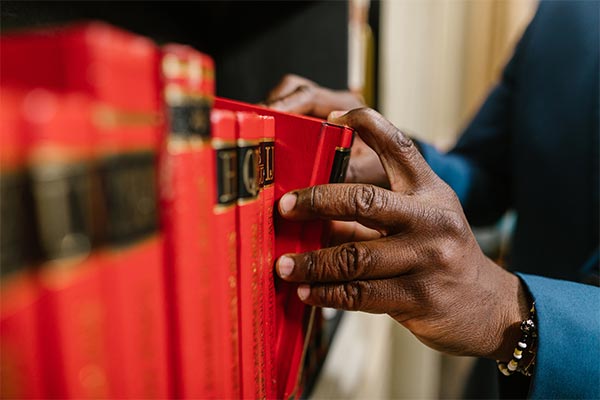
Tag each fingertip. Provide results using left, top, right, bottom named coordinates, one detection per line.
left=277, top=255, right=295, bottom=279
left=279, top=193, right=297, bottom=215
left=297, top=285, right=310, bottom=301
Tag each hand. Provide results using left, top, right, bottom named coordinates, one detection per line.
left=265, top=75, right=388, bottom=187
left=275, top=108, right=530, bottom=360
left=265, top=74, right=364, bottom=119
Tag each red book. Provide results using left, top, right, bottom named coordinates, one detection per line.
left=98, top=124, right=168, bottom=399
left=235, top=111, right=267, bottom=399
left=209, top=109, right=241, bottom=399
left=21, top=90, right=112, bottom=398
left=260, top=115, right=277, bottom=399
left=214, top=97, right=353, bottom=398
left=0, top=22, right=159, bottom=112
left=1, top=24, right=168, bottom=398
left=159, top=44, right=215, bottom=398
left=0, top=89, right=45, bottom=399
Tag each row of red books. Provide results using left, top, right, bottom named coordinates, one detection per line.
left=0, top=22, right=352, bottom=399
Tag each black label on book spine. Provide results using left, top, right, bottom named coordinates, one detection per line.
left=168, top=98, right=211, bottom=139
left=30, top=162, right=95, bottom=261
left=261, top=141, right=274, bottom=186
left=329, top=148, right=351, bottom=183
left=0, top=171, right=40, bottom=275
left=99, top=152, right=158, bottom=247
left=216, top=147, right=238, bottom=206
left=238, top=145, right=260, bottom=200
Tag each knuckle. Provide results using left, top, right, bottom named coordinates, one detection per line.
left=303, top=251, right=319, bottom=280
left=390, top=127, right=414, bottom=150
left=335, top=242, right=371, bottom=281
left=318, top=282, right=364, bottom=311
left=354, top=185, right=375, bottom=216
left=353, top=185, right=382, bottom=217
left=440, top=209, right=467, bottom=236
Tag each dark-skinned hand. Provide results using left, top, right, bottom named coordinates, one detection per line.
left=275, top=108, right=530, bottom=361
left=265, top=74, right=388, bottom=188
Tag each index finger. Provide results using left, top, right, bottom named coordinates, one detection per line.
left=278, top=183, right=417, bottom=236
left=328, top=108, right=434, bottom=193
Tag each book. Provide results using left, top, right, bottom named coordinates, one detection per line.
left=1, top=23, right=169, bottom=398
left=214, top=97, right=353, bottom=398
left=22, top=90, right=112, bottom=398
left=159, top=43, right=215, bottom=398
left=235, top=111, right=267, bottom=399
left=210, top=109, right=241, bottom=399
left=260, top=115, right=277, bottom=399
left=0, top=89, right=45, bottom=399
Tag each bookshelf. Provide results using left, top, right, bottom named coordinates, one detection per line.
left=0, top=1, right=360, bottom=398
left=1, top=1, right=350, bottom=102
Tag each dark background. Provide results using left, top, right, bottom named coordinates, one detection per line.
left=1, top=1, right=351, bottom=103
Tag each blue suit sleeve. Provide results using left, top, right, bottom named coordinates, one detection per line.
left=517, top=273, right=600, bottom=399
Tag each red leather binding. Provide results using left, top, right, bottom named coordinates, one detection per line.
left=209, top=109, right=241, bottom=399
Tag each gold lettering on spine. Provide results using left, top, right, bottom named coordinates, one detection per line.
left=242, top=148, right=259, bottom=197
left=263, top=143, right=274, bottom=183
left=218, top=149, right=238, bottom=204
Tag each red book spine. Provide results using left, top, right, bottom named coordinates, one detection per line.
left=159, top=44, right=215, bottom=398
left=260, top=116, right=277, bottom=399
left=1, top=25, right=168, bottom=398
left=210, top=109, right=241, bottom=399
left=0, top=89, right=45, bottom=399
left=100, top=131, right=168, bottom=398
left=236, top=111, right=267, bottom=399
left=21, top=91, right=112, bottom=398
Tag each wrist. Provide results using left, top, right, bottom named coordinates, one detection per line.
left=491, top=272, right=532, bottom=361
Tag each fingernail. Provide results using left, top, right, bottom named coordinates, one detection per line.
left=297, top=285, right=310, bottom=301
left=279, top=193, right=297, bottom=214
left=327, top=110, right=346, bottom=121
left=278, top=256, right=294, bottom=278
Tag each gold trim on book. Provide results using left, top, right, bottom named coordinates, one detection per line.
left=237, top=139, right=260, bottom=147
left=213, top=203, right=236, bottom=214
left=236, top=197, right=259, bottom=206
left=93, top=105, right=162, bottom=129
left=167, top=138, right=190, bottom=153
left=212, top=139, right=237, bottom=149
left=188, top=137, right=211, bottom=149
left=162, top=53, right=185, bottom=79
left=335, top=146, right=351, bottom=151
left=164, top=84, right=213, bottom=105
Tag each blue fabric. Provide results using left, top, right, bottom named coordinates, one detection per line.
left=518, top=273, right=600, bottom=399
left=418, top=0, right=599, bottom=283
